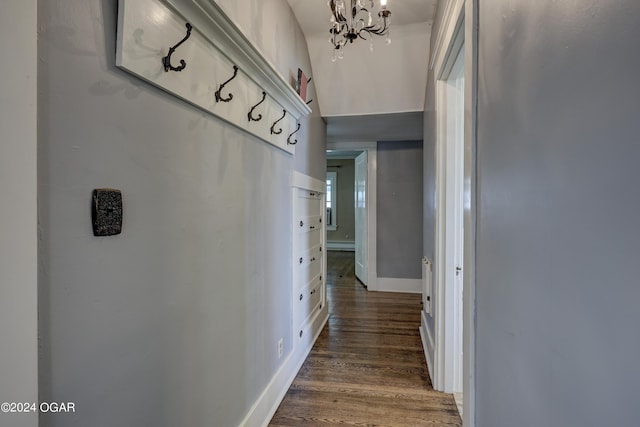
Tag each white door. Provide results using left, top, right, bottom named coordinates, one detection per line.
left=354, top=151, right=367, bottom=285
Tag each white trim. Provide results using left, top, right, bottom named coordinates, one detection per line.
left=364, top=149, right=378, bottom=291
left=375, top=277, right=422, bottom=294
left=326, top=241, right=355, bottom=251
left=326, top=171, right=337, bottom=229
left=117, top=0, right=310, bottom=155
left=429, top=2, right=478, bottom=425
left=462, top=1, right=478, bottom=426
left=325, top=143, right=378, bottom=292
left=239, top=311, right=329, bottom=427
left=419, top=311, right=436, bottom=381
left=433, top=0, right=465, bottom=395
left=430, top=0, right=465, bottom=72
left=292, top=171, right=326, bottom=193
left=165, top=0, right=311, bottom=118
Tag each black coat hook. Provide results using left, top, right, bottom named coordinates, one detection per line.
left=248, top=91, right=267, bottom=122
left=287, top=123, right=301, bottom=145
left=271, top=110, right=286, bottom=135
left=215, top=65, right=239, bottom=103
left=162, top=23, right=193, bottom=72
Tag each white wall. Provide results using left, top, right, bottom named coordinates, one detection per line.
left=475, top=1, right=640, bottom=426
left=308, top=22, right=431, bottom=117
left=38, top=1, right=324, bottom=426
left=0, top=1, right=38, bottom=427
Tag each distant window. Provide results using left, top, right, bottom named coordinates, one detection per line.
left=326, top=172, right=337, bottom=231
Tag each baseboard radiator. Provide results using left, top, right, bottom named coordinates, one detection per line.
left=422, top=257, right=432, bottom=314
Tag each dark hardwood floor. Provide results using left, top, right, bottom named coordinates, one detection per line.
left=269, top=251, right=462, bottom=426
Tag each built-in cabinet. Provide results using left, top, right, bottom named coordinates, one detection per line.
left=292, top=186, right=326, bottom=343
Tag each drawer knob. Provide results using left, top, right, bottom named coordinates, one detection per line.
left=299, top=257, right=303, bottom=264
left=299, top=293, right=303, bottom=301
left=310, top=257, right=316, bottom=262
left=310, top=225, right=315, bottom=230
left=299, top=220, right=304, bottom=227
left=299, top=330, right=303, bottom=338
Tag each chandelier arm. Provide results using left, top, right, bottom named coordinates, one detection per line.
left=329, top=0, right=389, bottom=54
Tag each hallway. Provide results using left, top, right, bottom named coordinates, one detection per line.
left=269, top=251, right=461, bottom=426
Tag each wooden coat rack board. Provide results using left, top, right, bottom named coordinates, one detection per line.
left=116, top=0, right=312, bottom=155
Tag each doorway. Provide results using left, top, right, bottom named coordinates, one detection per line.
left=434, top=39, right=464, bottom=397
left=325, top=145, right=377, bottom=291
left=430, top=2, right=477, bottom=425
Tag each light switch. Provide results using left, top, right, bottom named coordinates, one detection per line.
left=92, top=189, right=122, bottom=236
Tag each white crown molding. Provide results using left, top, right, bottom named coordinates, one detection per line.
left=430, top=0, right=465, bottom=73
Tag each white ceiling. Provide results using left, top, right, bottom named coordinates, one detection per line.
left=287, top=0, right=437, bottom=142
left=287, top=0, right=437, bottom=37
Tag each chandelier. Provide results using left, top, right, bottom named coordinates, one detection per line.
left=328, top=0, right=391, bottom=61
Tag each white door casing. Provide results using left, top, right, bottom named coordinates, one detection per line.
left=433, top=0, right=465, bottom=395
left=429, top=0, right=478, bottom=425
left=354, top=151, right=368, bottom=285
left=450, top=45, right=465, bottom=394
left=327, top=142, right=377, bottom=291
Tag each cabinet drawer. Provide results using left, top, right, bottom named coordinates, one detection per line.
left=296, top=188, right=323, bottom=200
left=294, top=274, right=323, bottom=327
left=295, top=228, right=322, bottom=252
left=295, top=252, right=322, bottom=288
left=296, top=214, right=322, bottom=233
left=294, top=189, right=324, bottom=215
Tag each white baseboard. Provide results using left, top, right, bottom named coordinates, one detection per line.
left=375, top=277, right=421, bottom=293
left=326, top=241, right=355, bottom=251
left=420, top=311, right=435, bottom=385
left=239, top=308, right=329, bottom=427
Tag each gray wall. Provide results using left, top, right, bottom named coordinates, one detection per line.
left=377, top=141, right=423, bottom=279
left=0, top=1, right=38, bottom=426
left=475, top=1, right=640, bottom=426
left=327, top=159, right=355, bottom=243
left=37, top=1, right=324, bottom=426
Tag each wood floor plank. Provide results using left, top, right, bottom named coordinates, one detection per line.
left=269, top=251, right=461, bottom=427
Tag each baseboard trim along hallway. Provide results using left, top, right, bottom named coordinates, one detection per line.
left=376, top=277, right=422, bottom=293
left=240, top=310, right=329, bottom=427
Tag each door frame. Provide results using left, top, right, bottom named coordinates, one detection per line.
left=434, top=27, right=464, bottom=395
left=327, top=141, right=378, bottom=291
left=430, top=0, right=477, bottom=425
left=354, top=151, right=368, bottom=285
left=437, top=40, right=465, bottom=395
